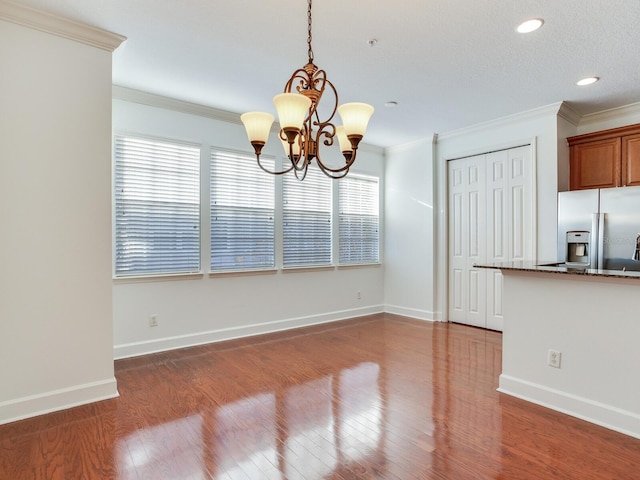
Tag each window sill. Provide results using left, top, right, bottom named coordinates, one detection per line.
left=282, top=265, right=335, bottom=273
left=113, top=272, right=204, bottom=284
left=209, top=268, right=278, bottom=278
left=337, top=262, right=382, bottom=270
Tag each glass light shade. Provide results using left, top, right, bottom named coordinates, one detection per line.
left=337, top=102, right=375, bottom=137
left=335, top=126, right=352, bottom=153
left=240, top=112, right=275, bottom=143
left=280, top=134, right=301, bottom=157
left=273, top=93, right=312, bottom=130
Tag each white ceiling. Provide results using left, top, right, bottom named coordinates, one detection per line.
left=14, top=0, right=640, bottom=148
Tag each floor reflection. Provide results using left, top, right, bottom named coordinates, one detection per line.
left=117, top=414, right=206, bottom=479
left=284, top=376, right=337, bottom=479
left=212, top=393, right=280, bottom=479
left=114, top=359, right=384, bottom=479
left=338, top=362, right=382, bottom=464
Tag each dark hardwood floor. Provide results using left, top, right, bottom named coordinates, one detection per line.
left=1, top=313, right=639, bottom=479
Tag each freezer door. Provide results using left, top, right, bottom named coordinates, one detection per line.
left=599, top=185, right=640, bottom=271
left=557, top=189, right=599, bottom=263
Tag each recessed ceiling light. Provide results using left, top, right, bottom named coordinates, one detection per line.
left=516, top=18, right=544, bottom=33
left=577, top=77, right=600, bottom=86
left=384, top=101, right=398, bottom=108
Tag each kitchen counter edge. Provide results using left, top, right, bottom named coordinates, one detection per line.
left=474, top=261, right=640, bottom=280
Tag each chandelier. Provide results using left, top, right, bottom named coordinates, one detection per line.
left=240, top=0, right=374, bottom=180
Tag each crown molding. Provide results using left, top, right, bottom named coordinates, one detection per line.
left=112, top=85, right=384, bottom=155
left=578, top=101, right=640, bottom=128
left=112, top=85, right=242, bottom=125
left=0, top=0, right=125, bottom=51
left=385, top=134, right=437, bottom=154
left=438, top=102, right=564, bottom=141
left=557, top=102, right=582, bottom=126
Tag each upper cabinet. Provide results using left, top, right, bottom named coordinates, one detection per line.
left=622, top=133, right=640, bottom=187
left=567, top=123, right=640, bottom=190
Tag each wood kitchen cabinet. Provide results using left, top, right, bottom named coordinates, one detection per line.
left=567, top=123, right=640, bottom=190
left=622, top=133, right=640, bottom=186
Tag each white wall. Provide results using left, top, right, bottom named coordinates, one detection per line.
left=0, top=10, right=123, bottom=424
left=556, top=114, right=578, bottom=192
left=112, top=94, right=386, bottom=358
left=383, top=138, right=437, bottom=320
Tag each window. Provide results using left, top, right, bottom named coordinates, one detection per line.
left=339, top=175, right=379, bottom=265
left=114, top=133, right=380, bottom=275
left=114, top=136, right=200, bottom=276
left=210, top=149, right=275, bottom=271
left=283, top=166, right=332, bottom=267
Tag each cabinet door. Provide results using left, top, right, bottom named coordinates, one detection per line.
left=622, top=134, right=640, bottom=186
left=570, top=138, right=621, bottom=190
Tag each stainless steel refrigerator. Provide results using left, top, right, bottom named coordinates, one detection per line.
left=558, top=185, right=640, bottom=271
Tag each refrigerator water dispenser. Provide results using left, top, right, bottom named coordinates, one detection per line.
left=566, top=231, right=591, bottom=267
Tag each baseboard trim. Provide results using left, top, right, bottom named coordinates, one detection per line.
left=0, top=377, right=119, bottom=426
left=498, top=374, right=640, bottom=440
left=383, top=304, right=438, bottom=321
left=114, top=305, right=385, bottom=359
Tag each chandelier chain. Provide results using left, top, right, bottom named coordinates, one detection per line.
left=307, top=0, right=314, bottom=62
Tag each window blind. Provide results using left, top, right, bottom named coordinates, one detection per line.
left=210, top=150, right=275, bottom=271
left=283, top=166, right=332, bottom=267
left=114, top=136, right=201, bottom=276
left=339, top=175, right=380, bottom=265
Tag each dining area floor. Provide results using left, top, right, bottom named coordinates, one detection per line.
left=1, top=313, right=639, bottom=479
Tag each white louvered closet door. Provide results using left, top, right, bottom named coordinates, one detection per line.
left=448, top=145, right=533, bottom=332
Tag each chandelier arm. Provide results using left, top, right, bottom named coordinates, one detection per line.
left=285, top=124, right=312, bottom=172
left=294, top=163, right=309, bottom=181
left=319, top=79, right=338, bottom=125
left=315, top=148, right=358, bottom=176
left=316, top=161, right=350, bottom=179
left=289, top=154, right=308, bottom=172
left=285, top=68, right=325, bottom=122
left=256, top=154, right=295, bottom=176
left=285, top=69, right=313, bottom=92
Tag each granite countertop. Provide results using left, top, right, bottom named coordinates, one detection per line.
left=474, top=260, right=640, bottom=280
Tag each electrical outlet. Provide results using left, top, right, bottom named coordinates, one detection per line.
left=547, top=349, right=561, bottom=368
left=357, top=291, right=362, bottom=300
left=149, top=314, right=158, bottom=327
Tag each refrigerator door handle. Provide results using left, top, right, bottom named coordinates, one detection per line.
left=591, top=213, right=599, bottom=268
left=597, top=213, right=605, bottom=270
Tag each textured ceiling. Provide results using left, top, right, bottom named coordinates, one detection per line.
left=12, top=0, right=640, bottom=148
